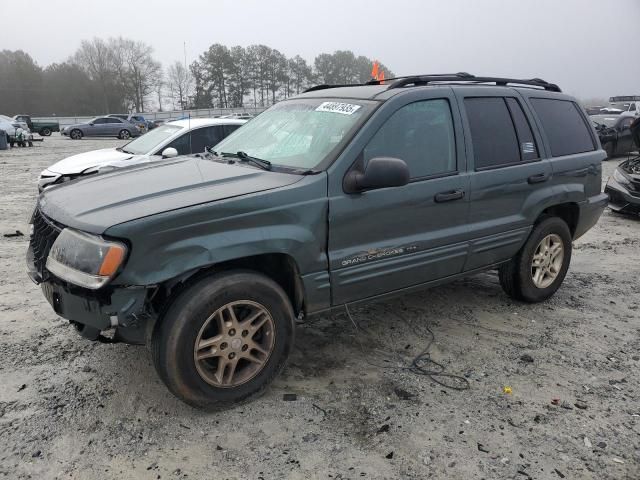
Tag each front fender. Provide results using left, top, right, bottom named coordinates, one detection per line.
left=106, top=175, right=328, bottom=286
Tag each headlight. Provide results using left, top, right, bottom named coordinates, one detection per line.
left=46, top=228, right=127, bottom=289
left=613, top=168, right=631, bottom=187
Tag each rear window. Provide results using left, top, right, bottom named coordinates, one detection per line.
left=530, top=98, right=595, bottom=157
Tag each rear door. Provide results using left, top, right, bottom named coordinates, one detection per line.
left=328, top=89, right=471, bottom=305
left=457, top=89, right=552, bottom=270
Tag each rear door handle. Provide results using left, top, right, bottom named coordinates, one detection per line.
left=434, top=189, right=464, bottom=203
left=527, top=173, right=550, bottom=184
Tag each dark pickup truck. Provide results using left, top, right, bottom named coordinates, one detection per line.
left=27, top=74, right=607, bottom=410
left=14, top=115, right=59, bottom=136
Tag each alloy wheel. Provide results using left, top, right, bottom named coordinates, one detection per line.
left=194, top=300, right=275, bottom=388
left=531, top=233, right=564, bottom=288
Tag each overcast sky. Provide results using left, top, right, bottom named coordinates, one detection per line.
left=3, top=0, right=639, bottom=100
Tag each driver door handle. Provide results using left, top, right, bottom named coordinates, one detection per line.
left=434, top=189, right=464, bottom=203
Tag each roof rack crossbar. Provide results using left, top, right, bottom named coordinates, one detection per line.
left=303, top=73, right=561, bottom=94
left=386, top=74, right=561, bottom=92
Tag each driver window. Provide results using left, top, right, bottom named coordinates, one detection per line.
left=165, top=134, right=190, bottom=155
left=363, top=99, right=456, bottom=179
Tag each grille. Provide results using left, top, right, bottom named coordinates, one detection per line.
left=29, top=208, right=62, bottom=280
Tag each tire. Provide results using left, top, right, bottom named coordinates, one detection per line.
left=118, top=129, right=131, bottom=140
left=70, top=129, right=82, bottom=140
left=151, top=271, right=295, bottom=410
left=499, top=216, right=572, bottom=303
left=603, top=142, right=615, bottom=159
left=40, top=127, right=52, bottom=136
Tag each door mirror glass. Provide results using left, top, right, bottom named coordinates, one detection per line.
left=344, top=157, right=410, bottom=193
left=161, top=147, right=178, bottom=159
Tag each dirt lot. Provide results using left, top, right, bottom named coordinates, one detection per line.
left=0, top=135, right=639, bottom=480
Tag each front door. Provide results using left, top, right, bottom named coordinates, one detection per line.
left=328, top=92, right=471, bottom=305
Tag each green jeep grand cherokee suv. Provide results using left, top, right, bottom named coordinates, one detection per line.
left=27, top=74, right=608, bottom=410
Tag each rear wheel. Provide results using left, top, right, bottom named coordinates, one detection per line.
left=151, top=271, right=295, bottom=410
left=40, top=127, right=52, bottom=136
left=499, top=216, right=572, bottom=302
left=118, top=129, right=131, bottom=139
left=70, top=129, right=82, bottom=140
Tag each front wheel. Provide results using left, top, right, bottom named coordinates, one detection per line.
left=499, top=216, right=572, bottom=303
left=70, top=129, right=82, bottom=140
left=151, top=271, right=295, bottom=410
left=118, top=129, right=131, bottom=139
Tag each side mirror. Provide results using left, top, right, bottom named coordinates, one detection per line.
left=89, top=123, right=94, bottom=126
left=161, top=147, right=178, bottom=159
left=344, top=157, right=410, bottom=193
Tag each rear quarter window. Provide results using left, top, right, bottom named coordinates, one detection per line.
left=530, top=98, right=595, bottom=157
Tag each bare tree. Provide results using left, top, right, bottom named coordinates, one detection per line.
left=73, top=38, right=118, bottom=112
left=167, top=61, right=192, bottom=110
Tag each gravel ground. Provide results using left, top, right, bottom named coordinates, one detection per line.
left=1, top=135, right=639, bottom=480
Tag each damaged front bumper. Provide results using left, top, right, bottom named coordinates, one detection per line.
left=28, top=257, right=154, bottom=343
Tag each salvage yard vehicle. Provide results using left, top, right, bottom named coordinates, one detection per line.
left=13, top=115, right=60, bottom=136
left=61, top=116, right=142, bottom=140
left=107, top=113, right=148, bottom=133
left=39, top=118, right=246, bottom=190
left=0, top=115, right=34, bottom=146
left=605, top=119, right=640, bottom=215
left=27, top=73, right=608, bottom=410
left=592, top=114, right=638, bottom=158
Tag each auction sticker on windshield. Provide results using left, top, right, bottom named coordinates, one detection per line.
left=316, top=102, right=362, bottom=115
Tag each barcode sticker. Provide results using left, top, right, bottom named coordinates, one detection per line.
left=315, top=102, right=362, bottom=115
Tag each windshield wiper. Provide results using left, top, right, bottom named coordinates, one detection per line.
left=221, top=151, right=272, bottom=171
left=117, top=146, right=135, bottom=154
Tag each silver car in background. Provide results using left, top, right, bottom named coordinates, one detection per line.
left=61, top=116, right=142, bottom=140
left=40, top=118, right=246, bottom=190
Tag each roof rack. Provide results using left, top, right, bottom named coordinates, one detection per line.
left=303, top=72, right=561, bottom=93
left=385, top=73, right=561, bottom=92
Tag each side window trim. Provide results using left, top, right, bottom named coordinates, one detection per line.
left=504, top=97, right=541, bottom=164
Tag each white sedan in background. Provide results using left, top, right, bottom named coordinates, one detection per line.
left=38, top=118, right=246, bottom=190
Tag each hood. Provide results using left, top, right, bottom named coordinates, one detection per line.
left=47, top=148, right=141, bottom=174
left=39, top=156, right=302, bottom=234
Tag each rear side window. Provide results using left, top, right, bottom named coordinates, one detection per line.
left=530, top=98, right=595, bottom=157
left=464, top=97, right=520, bottom=169
left=505, top=98, right=539, bottom=161
left=363, top=99, right=456, bottom=179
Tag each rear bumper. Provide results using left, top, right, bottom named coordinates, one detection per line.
left=574, top=193, right=608, bottom=239
left=605, top=177, right=640, bottom=215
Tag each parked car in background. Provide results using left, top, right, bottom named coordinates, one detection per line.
left=107, top=114, right=148, bottom=133
left=608, top=96, right=640, bottom=117
left=605, top=118, right=640, bottom=215
left=13, top=115, right=59, bottom=136
left=39, top=118, right=246, bottom=189
left=0, top=115, right=33, bottom=145
left=591, top=114, right=637, bottom=158
left=61, top=116, right=142, bottom=140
